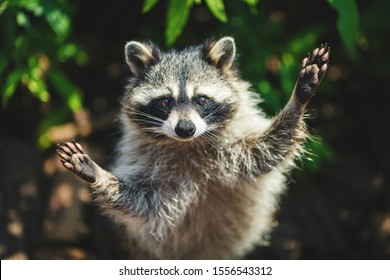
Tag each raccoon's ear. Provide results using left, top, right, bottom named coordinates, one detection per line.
left=203, top=37, right=236, bottom=72
left=124, top=41, right=160, bottom=76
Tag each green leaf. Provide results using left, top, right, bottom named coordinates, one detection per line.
left=57, top=43, right=78, bottom=62
left=205, top=0, right=228, bottom=22
left=37, top=105, right=71, bottom=150
left=20, top=1, right=44, bottom=17
left=27, top=77, right=50, bottom=103
left=165, top=0, right=193, bottom=46
left=242, top=0, right=259, bottom=14
left=16, top=11, right=30, bottom=28
left=243, top=0, right=259, bottom=7
left=45, top=9, right=71, bottom=38
left=48, top=69, right=83, bottom=112
left=327, top=0, right=359, bottom=54
left=0, top=1, right=8, bottom=15
left=142, top=0, right=159, bottom=13
left=2, top=70, right=23, bottom=107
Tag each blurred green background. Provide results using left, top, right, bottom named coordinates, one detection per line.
left=1, top=0, right=389, bottom=259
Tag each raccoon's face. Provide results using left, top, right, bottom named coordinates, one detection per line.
left=123, top=37, right=238, bottom=142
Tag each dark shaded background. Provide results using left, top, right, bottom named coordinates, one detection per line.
left=1, top=0, right=389, bottom=259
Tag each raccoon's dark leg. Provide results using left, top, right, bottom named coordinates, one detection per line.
left=245, top=45, right=329, bottom=175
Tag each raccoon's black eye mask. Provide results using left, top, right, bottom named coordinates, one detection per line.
left=130, top=97, right=174, bottom=126
left=193, top=97, right=233, bottom=124
left=151, top=95, right=210, bottom=111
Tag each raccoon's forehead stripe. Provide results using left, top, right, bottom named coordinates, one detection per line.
left=173, top=83, right=195, bottom=102
left=177, top=74, right=188, bottom=105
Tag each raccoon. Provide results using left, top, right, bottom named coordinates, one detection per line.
left=57, top=37, right=329, bottom=259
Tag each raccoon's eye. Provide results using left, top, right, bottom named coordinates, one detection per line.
left=195, top=96, right=209, bottom=106
left=159, top=97, right=171, bottom=108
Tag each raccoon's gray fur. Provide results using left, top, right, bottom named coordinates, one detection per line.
left=57, top=37, right=330, bottom=259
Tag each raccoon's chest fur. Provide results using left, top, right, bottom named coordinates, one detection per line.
left=111, top=136, right=285, bottom=259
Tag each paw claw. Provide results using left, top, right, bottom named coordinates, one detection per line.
left=60, top=145, right=72, bottom=156
left=57, top=149, right=70, bottom=161
left=312, top=48, right=319, bottom=58
left=318, top=47, right=324, bottom=56
left=75, top=142, right=85, bottom=154
left=301, top=57, right=309, bottom=69
left=63, top=161, right=74, bottom=170
left=322, top=49, right=330, bottom=61
left=66, top=142, right=78, bottom=153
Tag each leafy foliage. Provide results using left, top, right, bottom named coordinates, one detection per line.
left=144, top=0, right=257, bottom=46
left=142, top=0, right=159, bottom=13
left=0, top=0, right=86, bottom=148
left=204, top=0, right=228, bottom=23
left=143, top=0, right=359, bottom=51
left=327, top=0, right=359, bottom=55
left=166, top=0, right=194, bottom=46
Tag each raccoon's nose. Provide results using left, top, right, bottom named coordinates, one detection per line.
left=175, top=120, right=196, bottom=138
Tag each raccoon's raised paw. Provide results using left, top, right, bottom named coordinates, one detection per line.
left=295, top=44, right=330, bottom=104
left=57, top=140, right=97, bottom=183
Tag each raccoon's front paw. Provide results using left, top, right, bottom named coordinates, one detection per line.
left=295, top=44, right=330, bottom=104
left=57, top=140, right=97, bottom=183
